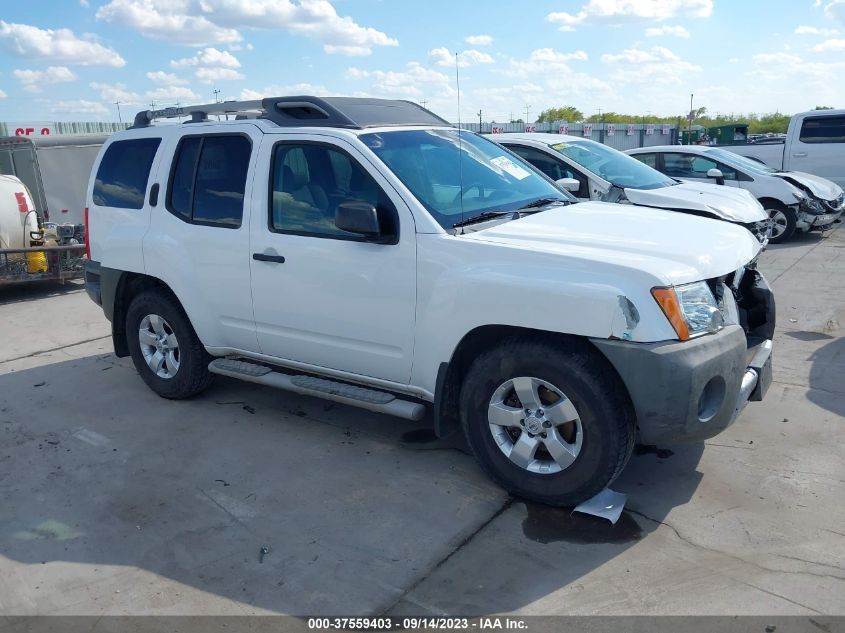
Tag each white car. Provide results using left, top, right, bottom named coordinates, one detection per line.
left=627, top=145, right=844, bottom=243
left=492, top=133, right=771, bottom=244
left=84, top=96, right=774, bottom=506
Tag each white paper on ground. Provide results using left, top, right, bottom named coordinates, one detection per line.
left=572, top=487, right=627, bottom=524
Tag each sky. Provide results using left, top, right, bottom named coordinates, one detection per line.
left=1, top=0, right=844, bottom=124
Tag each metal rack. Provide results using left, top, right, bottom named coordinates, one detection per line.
left=133, top=96, right=451, bottom=130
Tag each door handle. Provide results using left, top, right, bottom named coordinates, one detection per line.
left=253, top=252, right=286, bottom=263
left=792, top=152, right=808, bottom=158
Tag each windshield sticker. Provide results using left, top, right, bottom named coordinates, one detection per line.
left=491, top=156, right=531, bottom=180
left=551, top=143, right=568, bottom=151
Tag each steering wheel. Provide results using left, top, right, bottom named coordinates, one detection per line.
left=452, top=182, right=485, bottom=205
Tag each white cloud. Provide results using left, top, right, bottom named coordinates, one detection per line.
left=96, top=0, right=398, bottom=55
left=0, top=90, right=7, bottom=99
left=52, top=99, right=109, bottom=114
left=825, top=0, right=845, bottom=25
left=171, top=47, right=241, bottom=69
left=507, top=48, right=589, bottom=77
left=429, top=47, right=494, bottom=67
left=601, top=45, right=701, bottom=84
left=170, top=47, right=244, bottom=82
left=465, top=34, right=493, bottom=46
left=0, top=21, right=125, bottom=67
left=645, top=24, right=690, bottom=38
left=547, top=0, right=712, bottom=30
left=92, top=81, right=203, bottom=111
left=90, top=81, right=142, bottom=103
left=80, top=0, right=90, bottom=6
left=96, top=0, right=241, bottom=46
left=240, top=83, right=334, bottom=101
left=145, top=71, right=188, bottom=86
left=813, top=37, right=845, bottom=51
left=145, top=85, right=201, bottom=104
left=795, top=25, right=838, bottom=35
left=346, top=62, right=453, bottom=98
left=195, top=67, right=245, bottom=82
left=13, top=66, right=76, bottom=93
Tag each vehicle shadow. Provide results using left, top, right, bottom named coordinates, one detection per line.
left=0, top=279, right=84, bottom=306
left=766, top=228, right=829, bottom=251
left=806, top=335, right=845, bottom=415
left=0, top=352, right=703, bottom=616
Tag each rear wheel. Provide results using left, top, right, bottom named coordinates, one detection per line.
left=766, top=203, right=797, bottom=243
left=126, top=289, right=214, bottom=399
left=459, top=337, right=635, bottom=506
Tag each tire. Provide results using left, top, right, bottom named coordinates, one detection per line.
left=765, top=203, right=797, bottom=244
left=459, top=336, right=635, bottom=507
left=125, top=288, right=214, bottom=399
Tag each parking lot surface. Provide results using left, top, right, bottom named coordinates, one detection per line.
left=0, top=229, right=843, bottom=616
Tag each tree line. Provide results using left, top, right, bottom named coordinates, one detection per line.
left=532, top=105, right=835, bottom=134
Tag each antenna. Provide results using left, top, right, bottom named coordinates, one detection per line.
left=456, top=52, right=465, bottom=233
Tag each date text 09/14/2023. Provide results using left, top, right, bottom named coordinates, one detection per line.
left=306, top=617, right=528, bottom=630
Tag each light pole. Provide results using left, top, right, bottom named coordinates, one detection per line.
left=114, top=101, right=122, bottom=124
left=687, top=93, right=694, bottom=145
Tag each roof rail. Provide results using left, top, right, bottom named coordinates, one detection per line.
left=132, top=95, right=452, bottom=129
left=132, top=100, right=263, bottom=127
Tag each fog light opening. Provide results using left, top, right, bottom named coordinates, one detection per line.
left=698, top=376, right=726, bottom=423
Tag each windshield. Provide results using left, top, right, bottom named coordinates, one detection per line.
left=705, top=148, right=778, bottom=175
left=360, top=129, right=572, bottom=230
left=551, top=139, right=677, bottom=190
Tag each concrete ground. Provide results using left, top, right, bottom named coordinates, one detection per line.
left=0, top=229, right=843, bottom=617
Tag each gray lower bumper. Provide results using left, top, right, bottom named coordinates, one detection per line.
left=592, top=326, right=772, bottom=444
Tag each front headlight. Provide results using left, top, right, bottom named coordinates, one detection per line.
left=803, top=198, right=825, bottom=214
left=652, top=281, right=724, bottom=341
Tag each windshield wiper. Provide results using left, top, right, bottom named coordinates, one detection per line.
left=518, top=197, right=568, bottom=210
left=452, top=210, right=517, bottom=229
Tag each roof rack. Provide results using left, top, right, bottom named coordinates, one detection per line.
left=132, top=96, right=452, bottom=129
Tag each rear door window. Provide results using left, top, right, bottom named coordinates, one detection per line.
left=166, top=135, right=251, bottom=228
left=799, top=116, right=845, bottom=143
left=632, top=153, right=658, bottom=168
left=93, top=138, right=161, bottom=209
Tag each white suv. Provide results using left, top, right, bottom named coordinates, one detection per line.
left=84, top=96, right=774, bottom=506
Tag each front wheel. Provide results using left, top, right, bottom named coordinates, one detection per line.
left=126, top=289, right=214, bottom=399
left=766, top=204, right=797, bottom=243
left=459, top=337, right=635, bottom=506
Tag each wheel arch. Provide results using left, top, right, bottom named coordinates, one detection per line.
left=110, top=272, right=185, bottom=358
left=757, top=196, right=788, bottom=211
left=433, top=324, right=634, bottom=438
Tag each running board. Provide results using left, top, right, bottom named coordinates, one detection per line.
left=208, top=358, right=426, bottom=421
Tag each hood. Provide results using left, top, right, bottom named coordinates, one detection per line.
left=775, top=171, right=843, bottom=201
left=624, top=181, right=767, bottom=223
left=463, top=201, right=761, bottom=287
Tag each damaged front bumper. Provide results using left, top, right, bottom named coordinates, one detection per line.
left=796, top=201, right=843, bottom=232
left=591, top=270, right=774, bottom=445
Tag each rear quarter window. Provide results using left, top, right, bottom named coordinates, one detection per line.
left=799, top=116, right=845, bottom=144
left=93, top=138, right=161, bottom=209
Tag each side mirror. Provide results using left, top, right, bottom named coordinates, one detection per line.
left=706, top=168, right=725, bottom=185
left=335, top=202, right=381, bottom=239
left=556, top=177, right=581, bottom=193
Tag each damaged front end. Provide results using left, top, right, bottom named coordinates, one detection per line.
left=710, top=263, right=775, bottom=407
left=794, top=190, right=844, bottom=233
